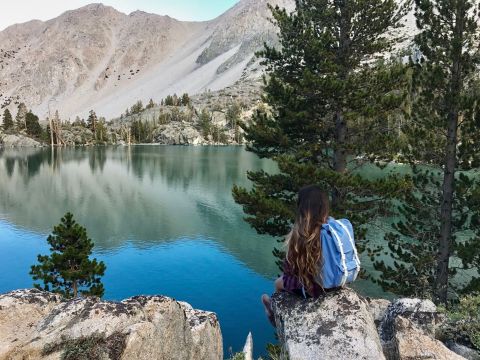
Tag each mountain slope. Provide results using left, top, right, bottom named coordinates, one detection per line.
left=0, top=0, right=294, bottom=120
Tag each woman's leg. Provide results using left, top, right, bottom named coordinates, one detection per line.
left=274, top=276, right=284, bottom=292
left=261, top=276, right=284, bottom=326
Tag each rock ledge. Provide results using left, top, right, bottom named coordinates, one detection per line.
left=0, top=289, right=222, bottom=360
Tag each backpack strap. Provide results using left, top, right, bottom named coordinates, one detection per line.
left=329, top=225, right=348, bottom=287
left=336, top=220, right=361, bottom=280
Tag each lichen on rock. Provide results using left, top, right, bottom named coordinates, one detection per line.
left=271, top=288, right=468, bottom=360
left=0, top=289, right=222, bottom=360
left=271, top=288, right=385, bottom=360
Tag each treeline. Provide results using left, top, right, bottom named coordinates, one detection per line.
left=119, top=95, right=244, bottom=144
left=121, top=93, right=192, bottom=119
left=2, top=103, right=43, bottom=139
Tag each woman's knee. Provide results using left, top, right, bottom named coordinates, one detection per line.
left=274, top=276, right=284, bottom=292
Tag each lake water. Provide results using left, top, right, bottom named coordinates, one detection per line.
left=0, top=146, right=385, bottom=358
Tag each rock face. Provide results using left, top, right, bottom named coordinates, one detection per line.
left=392, top=316, right=464, bottom=360
left=0, top=133, right=41, bottom=147
left=271, top=289, right=467, bottom=360
left=272, top=288, right=386, bottom=360
left=154, top=123, right=204, bottom=145
left=0, top=289, right=222, bottom=360
left=0, top=0, right=295, bottom=120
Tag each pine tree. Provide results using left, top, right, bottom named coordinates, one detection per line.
left=197, top=108, right=212, bottom=139
left=87, top=110, right=97, bottom=139
left=131, top=100, right=143, bottom=114
left=2, top=108, right=13, bottom=131
left=164, top=95, right=173, bottom=106
left=373, top=0, right=480, bottom=304
left=15, top=102, right=27, bottom=130
left=146, top=98, right=155, bottom=109
left=30, top=213, right=106, bottom=298
left=181, top=93, right=191, bottom=106
left=232, top=0, right=412, bottom=266
left=25, top=111, right=42, bottom=137
left=96, top=118, right=107, bottom=143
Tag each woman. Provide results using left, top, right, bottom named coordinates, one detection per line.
left=262, top=185, right=352, bottom=325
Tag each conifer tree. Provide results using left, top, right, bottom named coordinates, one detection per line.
left=15, top=102, right=27, bottom=130
left=87, top=110, right=97, bottom=139
left=30, top=213, right=106, bottom=298
left=373, top=0, right=480, bottom=303
left=232, top=0, right=412, bottom=265
left=25, top=111, right=42, bottom=137
left=146, top=98, right=155, bottom=109
left=2, top=109, right=13, bottom=131
left=197, top=108, right=212, bottom=139
left=131, top=100, right=143, bottom=114
left=181, top=93, right=191, bottom=106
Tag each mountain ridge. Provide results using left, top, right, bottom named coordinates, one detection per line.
left=0, top=0, right=293, bottom=120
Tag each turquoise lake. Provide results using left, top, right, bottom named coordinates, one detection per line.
left=0, top=146, right=385, bottom=357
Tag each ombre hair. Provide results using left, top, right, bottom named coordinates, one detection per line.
left=286, top=185, right=329, bottom=294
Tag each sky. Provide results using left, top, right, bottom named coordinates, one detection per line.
left=0, top=0, right=240, bottom=31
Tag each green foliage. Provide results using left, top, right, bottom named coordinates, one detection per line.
left=15, top=102, right=27, bottom=130
left=164, top=94, right=179, bottom=106
left=233, top=0, right=412, bottom=267
left=265, top=343, right=283, bottom=360
left=373, top=0, right=480, bottom=302
left=443, top=294, right=480, bottom=349
left=197, top=108, right=212, bottom=139
left=181, top=93, right=191, bottom=106
left=130, top=119, right=153, bottom=143
left=25, top=111, right=42, bottom=137
left=228, top=353, right=245, bottom=360
left=30, top=212, right=106, bottom=298
left=2, top=108, right=13, bottom=131
left=158, top=111, right=171, bottom=125
left=86, top=110, right=97, bottom=135
left=226, top=102, right=242, bottom=127
left=130, top=100, right=144, bottom=115
left=211, top=125, right=229, bottom=144
left=162, top=93, right=190, bottom=107
left=42, top=332, right=127, bottom=360
left=146, top=98, right=155, bottom=109
left=95, top=119, right=108, bottom=143
left=227, top=102, right=244, bottom=143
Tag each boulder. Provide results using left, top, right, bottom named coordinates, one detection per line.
left=392, top=316, right=464, bottom=360
left=378, top=298, right=463, bottom=360
left=0, top=289, right=222, bottom=360
left=380, top=298, right=443, bottom=341
left=367, top=298, right=392, bottom=326
left=271, top=289, right=464, bottom=360
left=0, top=134, right=41, bottom=147
left=271, top=288, right=386, bottom=360
left=446, top=340, right=480, bottom=360
left=154, top=123, right=204, bottom=145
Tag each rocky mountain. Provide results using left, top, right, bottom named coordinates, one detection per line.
left=0, top=0, right=294, bottom=121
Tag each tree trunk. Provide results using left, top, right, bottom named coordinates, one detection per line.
left=333, top=110, right=347, bottom=208
left=332, top=0, right=350, bottom=209
left=73, top=280, right=78, bottom=298
left=434, top=1, right=464, bottom=305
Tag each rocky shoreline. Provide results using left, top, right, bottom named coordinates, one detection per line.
left=0, top=289, right=222, bottom=360
left=1, top=288, right=478, bottom=360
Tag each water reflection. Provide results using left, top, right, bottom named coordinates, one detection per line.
left=0, top=146, right=279, bottom=277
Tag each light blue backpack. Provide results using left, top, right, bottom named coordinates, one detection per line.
left=316, top=217, right=361, bottom=289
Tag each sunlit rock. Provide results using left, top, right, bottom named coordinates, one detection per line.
left=271, top=288, right=385, bottom=360
left=0, top=134, right=41, bottom=147
left=0, top=289, right=222, bottom=360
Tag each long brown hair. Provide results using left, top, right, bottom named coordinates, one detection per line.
left=286, top=185, right=329, bottom=293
